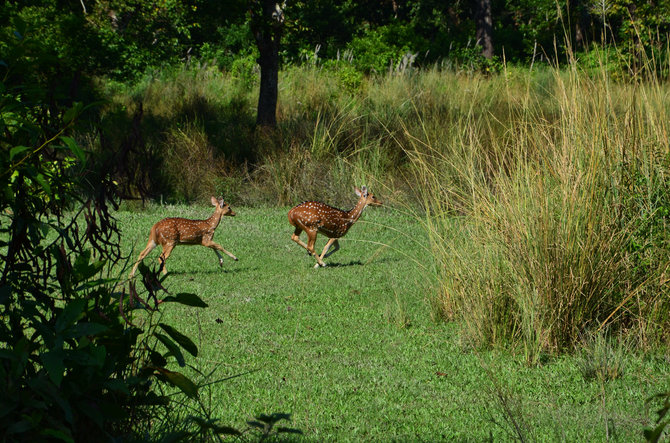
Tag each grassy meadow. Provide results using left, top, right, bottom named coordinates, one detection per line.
left=94, top=57, right=670, bottom=439
left=118, top=204, right=667, bottom=441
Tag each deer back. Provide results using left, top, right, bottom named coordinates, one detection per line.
left=152, top=217, right=216, bottom=245
left=289, top=201, right=354, bottom=238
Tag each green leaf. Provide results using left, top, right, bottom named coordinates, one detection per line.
left=103, top=379, right=130, bottom=395
left=55, top=299, right=86, bottom=333
left=72, top=251, right=105, bottom=284
left=33, top=172, right=52, bottom=195
left=41, top=349, right=65, bottom=386
left=40, top=428, right=74, bottom=443
left=63, top=102, right=83, bottom=124
left=9, top=145, right=30, bottom=161
left=6, top=419, right=34, bottom=436
left=73, top=250, right=91, bottom=269
left=159, top=323, right=198, bottom=357
left=60, top=136, right=86, bottom=162
left=156, top=368, right=198, bottom=399
left=162, top=293, right=209, bottom=308
left=71, top=322, right=108, bottom=338
left=154, top=333, right=186, bottom=367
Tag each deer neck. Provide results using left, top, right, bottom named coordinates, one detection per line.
left=345, top=196, right=368, bottom=224
left=206, top=209, right=223, bottom=229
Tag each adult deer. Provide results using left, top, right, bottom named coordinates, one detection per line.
left=288, top=186, right=382, bottom=268
left=129, top=196, right=238, bottom=277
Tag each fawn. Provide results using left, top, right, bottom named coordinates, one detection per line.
left=288, top=186, right=382, bottom=268
left=129, top=196, right=238, bottom=277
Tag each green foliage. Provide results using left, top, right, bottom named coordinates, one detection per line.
left=449, top=45, right=504, bottom=74
left=1, top=0, right=202, bottom=81
left=5, top=0, right=670, bottom=81
left=200, top=21, right=258, bottom=74
left=576, top=46, right=629, bottom=80
left=0, top=24, right=227, bottom=441
left=323, top=61, right=365, bottom=92
left=231, top=53, right=260, bottom=90
left=346, top=24, right=414, bottom=74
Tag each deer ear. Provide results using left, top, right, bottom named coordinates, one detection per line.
left=211, top=196, right=218, bottom=206
left=361, top=186, right=368, bottom=197
left=355, top=187, right=362, bottom=197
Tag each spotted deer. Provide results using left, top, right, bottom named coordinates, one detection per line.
left=129, top=196, right=238, bottom=277
left=288, top=186, right=383, bottom=268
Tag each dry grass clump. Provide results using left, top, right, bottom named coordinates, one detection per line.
left=404, top=63, right=670, bottom=361
left=161, top=122, right=232, bottom=202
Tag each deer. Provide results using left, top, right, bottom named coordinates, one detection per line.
left=288, top=186, right=383, bottom=268
left=129, top=196, right=238, bottom=277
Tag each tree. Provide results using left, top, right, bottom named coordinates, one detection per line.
left=474, top=0, right=494, bottom=58
left=250, top=0, right=285, bottom=127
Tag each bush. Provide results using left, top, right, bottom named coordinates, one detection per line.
left=346, top=24, right=413, bottom=74
left=0, top=26, right=224, bottom=440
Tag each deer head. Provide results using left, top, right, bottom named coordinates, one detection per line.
left=212, top=196, right=236, bottom=217
left=355, top=186, right=383, bottom=207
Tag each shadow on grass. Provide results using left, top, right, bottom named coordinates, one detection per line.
left=168, top=266, right=257, bottom=276
left=325, top=256, right=401, bottom=267
left=323, top=260, right=363, bottom=268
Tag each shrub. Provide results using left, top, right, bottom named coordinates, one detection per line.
left=0, top=28, right=223, bottom=440
left=346, top=24, right=413, bottom=74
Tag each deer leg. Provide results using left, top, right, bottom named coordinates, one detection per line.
left=203, top=240, right=238, bottom=265
left=320, top=238, right=340, bottom=259
left=130, top=240, right=157, bottom=277
left=306, top=231, right=326, bottom=268
left=291, top=227, right=311, bottom=252
left=158, top=244, right=175, bottom=275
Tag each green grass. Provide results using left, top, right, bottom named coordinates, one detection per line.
left=117, top=203, right=668, bottom=441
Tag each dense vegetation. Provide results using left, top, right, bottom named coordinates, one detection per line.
left=2, top=0, right=670, bottom=440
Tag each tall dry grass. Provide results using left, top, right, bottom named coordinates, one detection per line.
left=403, top=63, right=670, bottom=360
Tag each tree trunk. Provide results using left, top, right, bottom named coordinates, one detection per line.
left=251, top=1, right=283, bottom=128
left=475, top=0, right=494, bottom=59
left=256, top=37, right=279, bottom=127
left=571, top=0, right=591, bottom=49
